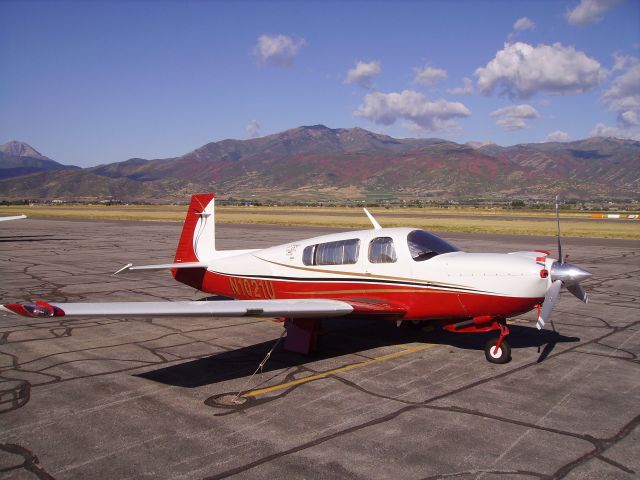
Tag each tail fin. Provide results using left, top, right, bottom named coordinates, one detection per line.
left=174, top=193, right=216, bottom=263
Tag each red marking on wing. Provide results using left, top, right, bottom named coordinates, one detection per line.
left=3, top=301, right=65, bottom=318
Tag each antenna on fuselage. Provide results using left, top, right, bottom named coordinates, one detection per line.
left=363, top=208, right=382, bottom=230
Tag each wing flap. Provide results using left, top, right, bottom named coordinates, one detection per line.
left=1, top=299, right=353, bottom=319
left=345, top=298, right=406, bottom=317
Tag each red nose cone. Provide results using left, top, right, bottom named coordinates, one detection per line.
left=540, top=269, right=549, bottom=278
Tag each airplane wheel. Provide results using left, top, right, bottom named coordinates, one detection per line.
left=484, top=338, right=511, bottom=364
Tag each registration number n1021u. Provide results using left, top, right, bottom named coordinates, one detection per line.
left=228, top=277, right=276, bottom=299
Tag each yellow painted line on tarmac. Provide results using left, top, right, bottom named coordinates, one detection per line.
left=244, top=342, right=436, bottom=398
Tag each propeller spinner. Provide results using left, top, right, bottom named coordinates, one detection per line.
left=536, top=197, right=592, bottom=330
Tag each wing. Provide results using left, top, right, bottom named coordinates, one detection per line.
left=0, top=215, right=27, bottom=222
left=0, top=299, right=354, bottom=319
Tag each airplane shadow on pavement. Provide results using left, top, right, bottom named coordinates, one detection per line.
left=137, top=319, right=579, bottom=388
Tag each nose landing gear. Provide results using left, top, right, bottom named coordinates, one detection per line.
left=484, top=320, right=511, bottom=363
left=484, top=321, right=511, bottom=364
left=444, top=316, right=512, bottom=364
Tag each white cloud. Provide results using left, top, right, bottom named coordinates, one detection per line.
left=620, top=110, right=639, bottom=126
left=590, top=120, right=640, bottom=141
left=447, top=77, right=474, bottom=95
left=546, top=130, right=572, bottom=142
left=612, top=52, right=634, bottom=72
left=466, top=140, right=496, bottom=149
left=490, top=104, right=539, bottom=131
left=346, top=61, right=381, bottom=89
left=475, top=42, right=605, bottom=99
left=354, top=90, right=471, bottom=132
left=253, top=34, right=305, bottom=67
left=246, top=120, right=261, bottom=138
left=567, top=0, right=623, bottom=26
left=600, top=58, right=640, bottom=137
left=413, top=66, right=447, bottom=86
left=508, top=17, right=535, bottom=41
left=589, top=122, right=640, bottom=139
left=513, top=17, right=535, bottom=31
left=602, top=61, right=640, bottom=117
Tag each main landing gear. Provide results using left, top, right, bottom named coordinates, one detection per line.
left=443, top=316, right=512, bottom=364
left=283, top=318, right=322, bottom=355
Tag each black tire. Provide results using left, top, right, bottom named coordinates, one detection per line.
left=484, top=337, right=511, bottom=364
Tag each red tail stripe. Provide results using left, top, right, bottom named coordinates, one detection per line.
left=173, top=193, right=215, bottom=264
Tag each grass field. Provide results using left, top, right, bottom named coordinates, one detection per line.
left=1, top=205, right=638, bottom=239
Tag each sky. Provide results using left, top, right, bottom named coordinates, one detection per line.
left=0, top=0, right=639, bottom=167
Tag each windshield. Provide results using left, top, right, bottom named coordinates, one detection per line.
left=407, top=230, right=459, bottom=262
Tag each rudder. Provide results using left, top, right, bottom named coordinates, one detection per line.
left=174, top=193, right=216, bottom=263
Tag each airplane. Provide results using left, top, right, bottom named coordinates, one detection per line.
left=0, top=215, right=26, bottom=222
left=0, top=193, right=591, bottom=364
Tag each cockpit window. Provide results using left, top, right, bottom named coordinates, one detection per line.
left=369, top=237, right=397, bottom=263
left=407, top=230, right=458, bottom=262
left=303, top=239, right=360, bottom=266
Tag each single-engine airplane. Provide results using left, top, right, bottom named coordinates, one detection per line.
left=1, top=194, right=591, bottom=363
left=0, top=214, right=26, bottom=222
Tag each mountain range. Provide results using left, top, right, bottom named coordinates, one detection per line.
left=1, top=126, right=638, bottom=202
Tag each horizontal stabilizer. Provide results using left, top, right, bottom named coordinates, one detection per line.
left=113, top=262, right=209, bottom=275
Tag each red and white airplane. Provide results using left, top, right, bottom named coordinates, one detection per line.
left=1, top=194, right=591, bottom=363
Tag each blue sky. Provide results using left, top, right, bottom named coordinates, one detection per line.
left=1, top=0, right=639, bottom=167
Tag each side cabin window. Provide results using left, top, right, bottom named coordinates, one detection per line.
left=302, top=245, right=316, bottom=266
left=407, top=229, right=459, bottom=262
left=368, top=237, right=397, bottom=263
left=302, top=239, right=360, bottom=266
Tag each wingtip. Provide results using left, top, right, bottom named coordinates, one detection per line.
left=1, top=301, right=64, bottom=318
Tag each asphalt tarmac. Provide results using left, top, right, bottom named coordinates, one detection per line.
left=0, top=218, right=638, bottom=479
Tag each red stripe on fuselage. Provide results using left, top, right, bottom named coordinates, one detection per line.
left=186, top=270, right=541, bottom=321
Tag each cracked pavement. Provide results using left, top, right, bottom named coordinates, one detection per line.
left=0, top=218, right=638, bottom=479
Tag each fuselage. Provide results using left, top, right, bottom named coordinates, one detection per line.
left=173, top=227, right=551, bottom=322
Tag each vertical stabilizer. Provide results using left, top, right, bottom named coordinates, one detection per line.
left=174, top=193, right=216, bottom=263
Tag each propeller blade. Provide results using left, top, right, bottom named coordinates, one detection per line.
left=567, top=283, right=588, bottom=303
left=555, top=195, right=563, bottom=264
left=536, top=196, right=590, bottom=333
left=537, top=280, right=562, bottom=330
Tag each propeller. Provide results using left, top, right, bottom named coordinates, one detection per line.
left=536, top=196, right=592, bottom=330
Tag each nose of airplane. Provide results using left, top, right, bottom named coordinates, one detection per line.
left=550, top=262, right=592, bottom=286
